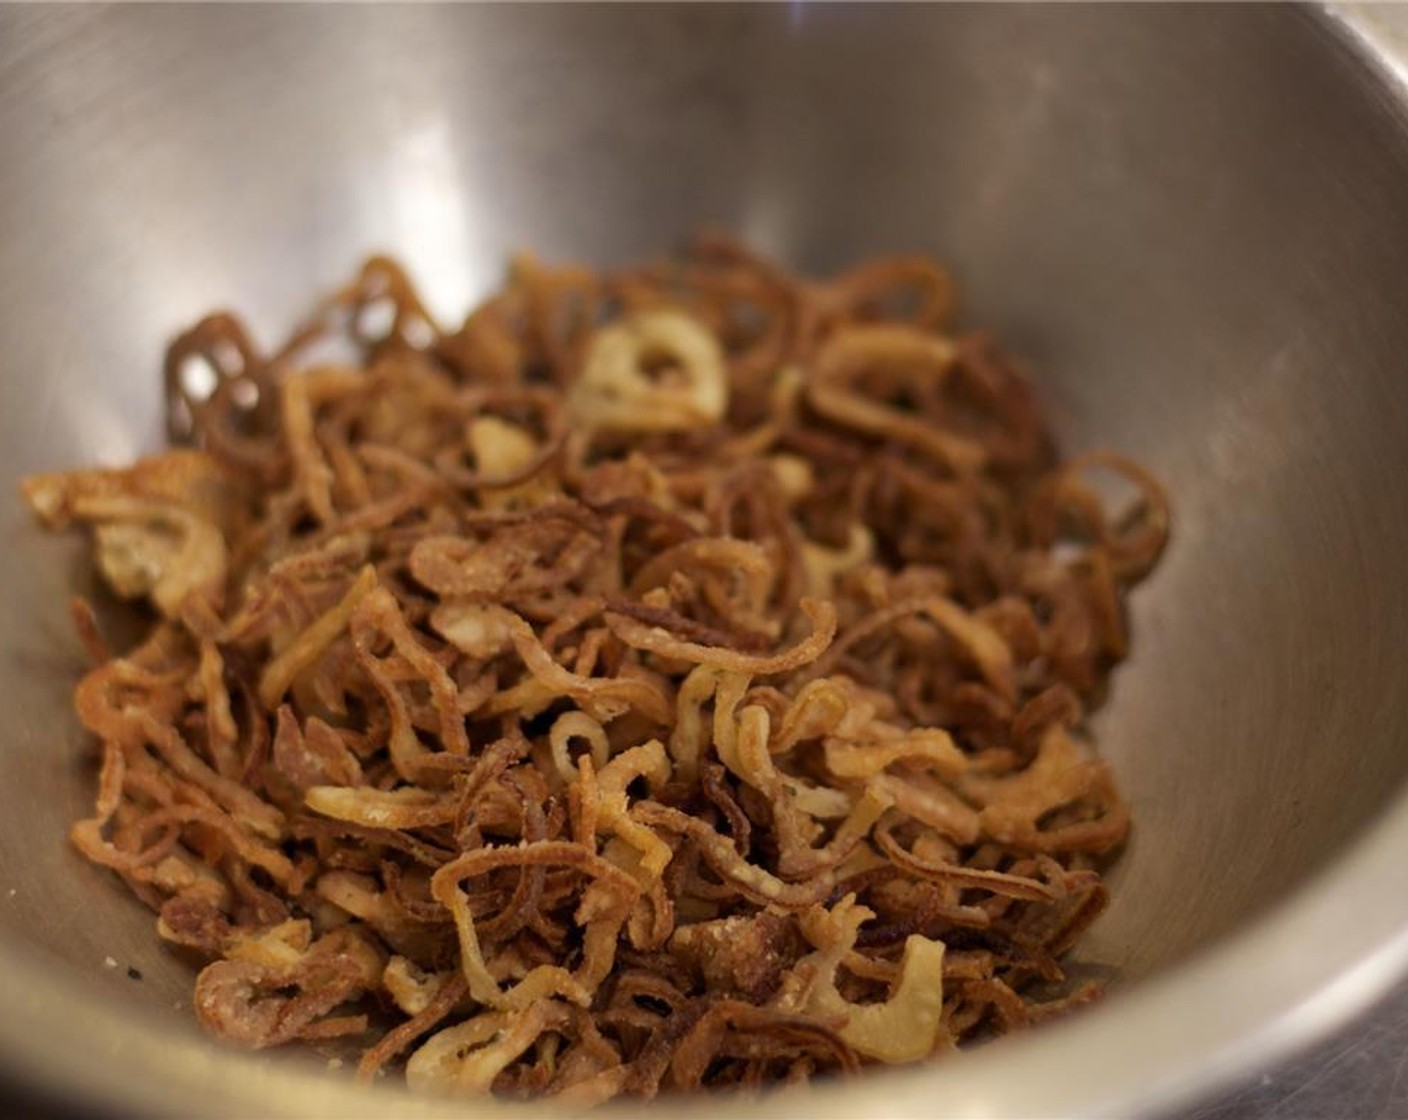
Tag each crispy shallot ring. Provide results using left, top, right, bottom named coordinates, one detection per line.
left=568, top=310, right=728, bottom=432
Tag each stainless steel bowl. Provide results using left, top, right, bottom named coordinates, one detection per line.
left=4, top=4, right=1408, bottom=1116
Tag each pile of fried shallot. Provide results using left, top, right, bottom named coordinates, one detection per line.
left=22, top=237, right=1167, bottom=1100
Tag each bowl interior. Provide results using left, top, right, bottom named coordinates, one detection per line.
left=3, top=3, right=1408, bottom=1114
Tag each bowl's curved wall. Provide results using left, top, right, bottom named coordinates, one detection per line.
left=2, top=4, right=1408, bottom=1116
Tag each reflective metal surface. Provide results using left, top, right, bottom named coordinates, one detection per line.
left=3, top=4, right=1408, bottom=1117
left=1182, top=972, right=1408, bottom=1120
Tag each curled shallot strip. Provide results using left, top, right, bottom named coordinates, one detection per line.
left=359, top=972, right=468, bottom=1083
left=873, top=817, right=1058, bottom=902
left=803, top=596, right=1014, bottom=701
left=1027, top=450, right=1172, bottom=581
left=807, top=325, right=984, bottom=474
left=604, top=597, right=836, bottom=677
left=259, top=565, right=377, bottom=708
left=431, top=841, right=640, bottom=1008
left=823, top=728, right=967, bottom=782
left=305, top=786, right=458, bottom=830
left=407, top=1000, right=573, bottom=1094
left=635, top=802, right=837, bottom=909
